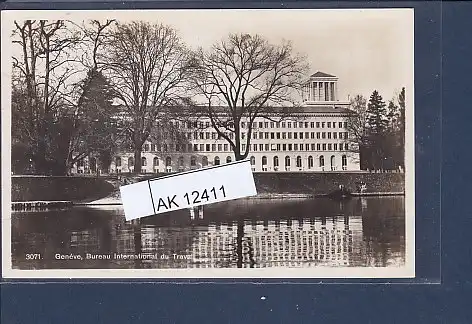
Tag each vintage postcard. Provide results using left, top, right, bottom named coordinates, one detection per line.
left=1, top=9, right=415, bottom=279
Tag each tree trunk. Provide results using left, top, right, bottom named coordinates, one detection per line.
left=133, top=148, right=142, bottom=174
left=34, top=138, right=48, bottom=175
left=66, top=163, right=73, bottom=176
left=233, top=129, right=244, bottom=161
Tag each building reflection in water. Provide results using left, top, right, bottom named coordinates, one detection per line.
left=11, top=197, right=405, bottom=269
left=102, top=216, right=362, bottom=269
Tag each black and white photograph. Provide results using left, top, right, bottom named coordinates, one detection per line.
left=1, top=9, right=414, bottom=278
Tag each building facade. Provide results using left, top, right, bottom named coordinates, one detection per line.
left=72, top=72, right=360, bottom=174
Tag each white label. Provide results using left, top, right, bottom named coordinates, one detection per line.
left=120, top=160, right=257, bottom=221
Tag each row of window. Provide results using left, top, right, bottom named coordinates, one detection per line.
left=158, top=130, right=348, bottom=141
left=142, top=142, right=350, bottom=153
left=164, top=120, right=348, bottom=130
left=241, top=131, right=349, bottom=140
left=242, top=143, right=350, bottom=152
left=241, top=121, right=346, bottom=130
left=256, top=155, right=348, bottom=169
left=115, top=154, right=348, bottom=169
left=118, top=156, right=224, bottom=168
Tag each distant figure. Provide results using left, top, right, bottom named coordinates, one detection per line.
left=357, top=182, right=367, bottom=193
left=338, top=184, right=348, bottom=195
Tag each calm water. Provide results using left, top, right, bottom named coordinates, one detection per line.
left=11, top=197, right=405, bottom=269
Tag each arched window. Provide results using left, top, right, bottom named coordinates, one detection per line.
left=226, top=156, right=232, bottom=163
left=202, top=156, right=208, bottom=166
left=165, top=156, right=172, bottom=167
left=273, top=156, right=279, bottom=167
left=285, top=156, right=291, bottom=167
left=330, top=155, right=336, bottom=170
left=296, top=156, right=302, bottom=168
left=115, top=157, right=121, bottom=167
left=250, top=156, right=255, bottom=165
left=262, top=156, right=267, bottom=166
left=128, top=157, right=134, bottom=167
left=141, top=157, right=147, bottom=167
left=214, top=156, right=220, bottom=165
left=179, top=156, right=184, bottom=166
left=319, top=155, right=324, bottom=167
left=308, top=156, right=314, bottom=169
left=261, top=156, right=268, bottom=171
left=190, top=156, right=196, bottom=166
left=342, top=155, right=347, bottom=170
left=153, top=157, right=159, bottom=167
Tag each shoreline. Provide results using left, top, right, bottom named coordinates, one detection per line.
left=78, top=191, right=404, bottom=206
left=11, top=172, right=405, bottom=209
left=11, top=192, right=405, bottom=209
left=12, top=172, right=405, bottom=201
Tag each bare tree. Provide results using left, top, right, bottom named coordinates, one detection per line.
left=12, top=20, right=82, bottom=174
left=103, top=21, right=193, bottom=173
left=192, top=33, right=308, bottom=161
left=346, top=94, right=368, bottom=168
left=64, top=19, right=117, bottom=174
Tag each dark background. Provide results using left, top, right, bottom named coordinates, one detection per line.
left=2, top=1, right=470, bottom=322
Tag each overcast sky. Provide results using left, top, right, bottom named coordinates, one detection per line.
left=169, top=9, right=413, bottom=102
left=3, top=9, right=414, bottom=103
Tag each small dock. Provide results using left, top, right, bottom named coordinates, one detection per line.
left=12, top=200, right=72, bottom=211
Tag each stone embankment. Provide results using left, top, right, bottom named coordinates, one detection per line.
left=11, top=172, right=405, bottom=207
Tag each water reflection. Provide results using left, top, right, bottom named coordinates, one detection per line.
left=11, top=197, right=405, bottom=269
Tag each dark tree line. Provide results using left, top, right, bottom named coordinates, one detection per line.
left=346, top=88, right=406, bottom=172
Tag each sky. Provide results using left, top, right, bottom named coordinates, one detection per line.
left=147, top=9, right=414, bottom=102
left=3, top=9, right=414, bottom=103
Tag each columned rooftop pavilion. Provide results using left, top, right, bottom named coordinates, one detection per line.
left=302, top=71, right=349, bottom=108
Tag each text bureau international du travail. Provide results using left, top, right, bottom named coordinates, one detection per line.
left=53, top=253, right=192, bottom=260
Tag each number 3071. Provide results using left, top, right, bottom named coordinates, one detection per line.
left=183, top=185, right=226, bottom=205
left=25, top=253, right=42, bottom=260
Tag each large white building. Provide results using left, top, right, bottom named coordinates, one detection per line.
left=73, top=72, right=360, bottom=174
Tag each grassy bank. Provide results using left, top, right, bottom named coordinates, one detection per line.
left=12, top=172, right=404, bottom=203
left=11, top=176, right=115, bottom=202
left=253, top=172, right=404, bottom=195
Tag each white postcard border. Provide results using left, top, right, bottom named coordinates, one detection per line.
left=2, top=8, right=415, bottom=279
